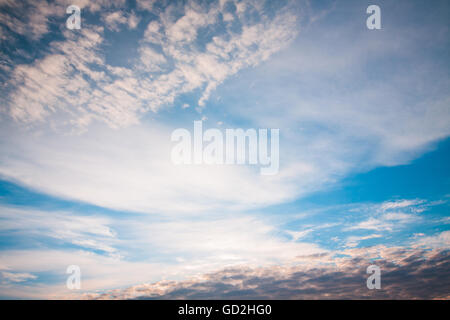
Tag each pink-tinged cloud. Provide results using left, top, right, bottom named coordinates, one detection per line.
left=84, top=245, right=450, bottom=300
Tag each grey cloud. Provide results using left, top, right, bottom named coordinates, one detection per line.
left=87, top=246, right=450, bottom=300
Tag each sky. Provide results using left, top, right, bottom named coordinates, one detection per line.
left=0, top=0, right=449, bottom=299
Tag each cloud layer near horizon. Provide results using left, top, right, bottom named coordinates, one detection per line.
left=85, top=244, right=450, bottom=300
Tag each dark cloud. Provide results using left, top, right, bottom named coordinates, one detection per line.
left=87, top=246, right=450, bottom=300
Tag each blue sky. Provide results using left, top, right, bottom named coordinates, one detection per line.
left=0, top=0, right=449, bottom=299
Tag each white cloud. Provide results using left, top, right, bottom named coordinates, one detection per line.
left=286, top=223, right=340, bottom=242
left=103, top=11, right=128, bottom=31
left=127, top=12, right=140, bottom=29
left=0, top=1, right=63, bottom=39
left=128, top=216, right=325, bottom=267
left=416, top=231, right=450, bottom=249
left=382, top=212, right=418, bottom=222
left=0, top=0, right=130, bottom=40
left=345, top=234, right=382, bottom=248
left=0, top=122, right=313, bottom=214
left=286, top=229, right=313, bottom=241
left=138, top=46, right=167, bottom=72
left=4, top=0, right=299, bottom=129
left=1, top=271, right=37, bottom=283
left=379, top=200, right=424, bottom=212
left=347, top=200, right=424, bottom=232
left=348, top=218, right=393, bottom=232
left=0, top=206, right=118, bottom=255
left=135, top=0, right=156, bottom=12
left=103, top=11, right=140, bottom=31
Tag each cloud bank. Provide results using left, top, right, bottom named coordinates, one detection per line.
left=86, top=244, right=450, bottom=300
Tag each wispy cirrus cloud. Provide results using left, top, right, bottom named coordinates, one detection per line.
left=345, top=234, right=382, bottom=248
left=0, top=271, right=37, bottom=284
left=0, top=205, right=118, bottom=255
left=0, top=124, right=302, bottom=213
left=347, top=199, right=427, bottom=232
